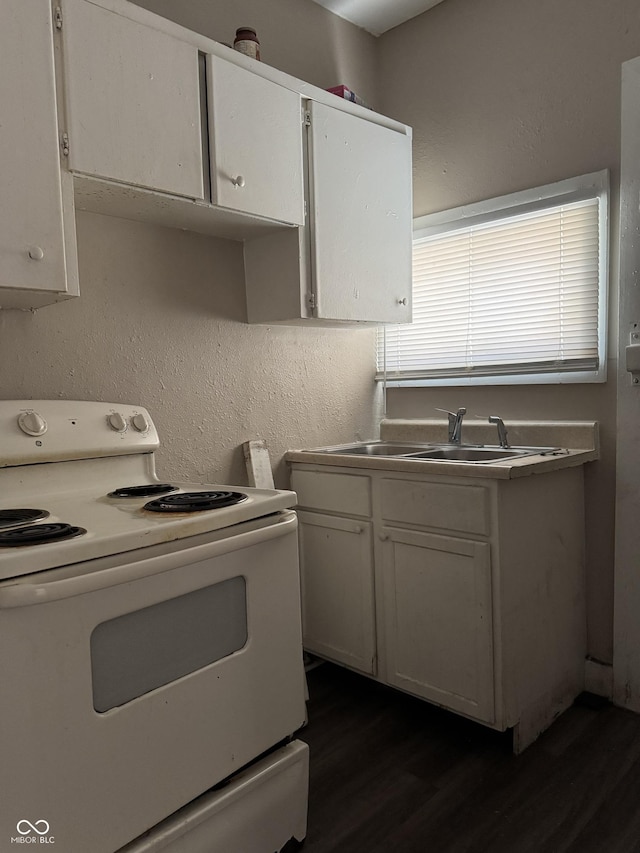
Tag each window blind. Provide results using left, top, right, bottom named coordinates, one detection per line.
left=377, top=196, right=603, bottom=383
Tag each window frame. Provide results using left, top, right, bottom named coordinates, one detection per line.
left=379, top=170, right=609, bottom=388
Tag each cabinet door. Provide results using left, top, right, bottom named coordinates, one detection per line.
left=308, top=102, right=412, bottom=323
left=298, top=511, right=376, bottom=674
left=207, top=56, right=304, bottom=225
left=0, top=1, right=70, bottom=297
left=380, top=527, right=494, bottom=723
left=61, top=0, right=204, bottom=200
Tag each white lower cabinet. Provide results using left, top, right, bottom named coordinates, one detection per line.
left=291, top=463, right=587, bottom=752
left=380, top=527, right=494, bottom=723
left=298, top=511, right=376, bottom=674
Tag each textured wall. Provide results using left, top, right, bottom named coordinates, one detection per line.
left=377, top=0, right=640, bottom=664
left=379, top=0, right=640, bottom=215
left=0, top=213, right=380, bottom=487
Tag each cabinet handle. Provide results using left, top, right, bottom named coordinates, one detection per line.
left=379, top=533, right=389, bottom=541
left=231, top=175, right=246, bottom=188
left=397, top=297, right=407, bottom=306
left=28, top=246, right=44, bottom=261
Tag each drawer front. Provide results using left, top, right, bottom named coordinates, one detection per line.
left=381, top=478, right=490, bottom=536
left=290, top=469, right=371, bottom=517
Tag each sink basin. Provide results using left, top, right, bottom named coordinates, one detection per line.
left=312, top=442, right=433, bottom=456
left=405, top=446, right=538, bottom=463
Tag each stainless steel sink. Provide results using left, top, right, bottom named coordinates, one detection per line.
left=306, top=441, right=559, bottom=463
left=312, top=442, right=434, bottom=456
left=405, top=446, right=539, bottom=463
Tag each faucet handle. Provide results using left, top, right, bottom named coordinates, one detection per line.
left=435, top=407, right=467, bottom=417
left=435, top=408, right=458, bottom=439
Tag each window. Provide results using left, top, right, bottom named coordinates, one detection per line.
left=377, top=171, right=609, bottom=386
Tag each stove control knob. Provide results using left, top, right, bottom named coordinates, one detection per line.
left=107, top=412, right=128, bottom=433
left=131, top=413, right=150, bottom=433
left=18, top=411, right=47, bottom=437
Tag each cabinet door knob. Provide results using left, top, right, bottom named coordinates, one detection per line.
left=231, top=175, right=246, bottom=188
left=28, top=246, right=44, bottom=261
left=379, top=533, right=389, bottom=541
left=397, top=297, right=407, bottom=306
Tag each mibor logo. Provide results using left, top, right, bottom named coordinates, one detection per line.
left=11, top=820, right=55, bottom=844
left=17, top=822, right=49, bottom=836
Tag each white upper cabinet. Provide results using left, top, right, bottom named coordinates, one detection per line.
left=244, top=101, right=413, bottom=325
left=0, top=0, right=78, bottom=309
left=206, top=56, right=304, bottom=226
left=61, top=0, right=204, bottom=200
left=1, top=0, right=412, bottom=319
left=308, top=102, right=413, bottom=324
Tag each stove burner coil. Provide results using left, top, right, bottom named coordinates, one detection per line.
left=0, top=509, right=49, bottom=529
left=0, top=523, right=87, bottom=547
left=144, top=491, right=248, bottom=513
left=108, top=484, right=177, bottom=498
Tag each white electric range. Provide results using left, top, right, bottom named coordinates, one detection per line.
left=0, top=400, right=308, bottom=853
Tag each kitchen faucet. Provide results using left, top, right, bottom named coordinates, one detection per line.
left=436, top=407, right=467, bottom=445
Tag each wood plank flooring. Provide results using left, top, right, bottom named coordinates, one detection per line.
left=299, top=662, right=640, bottom=853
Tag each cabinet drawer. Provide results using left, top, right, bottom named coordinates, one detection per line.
left=381, top=478, right=490, bottom=536
left=291, top=470, right=371, bottom=517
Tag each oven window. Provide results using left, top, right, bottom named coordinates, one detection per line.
left=90, top=577, right=247, bottom=712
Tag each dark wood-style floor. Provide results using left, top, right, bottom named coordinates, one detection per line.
left=299, top=662, right=640, bottom=853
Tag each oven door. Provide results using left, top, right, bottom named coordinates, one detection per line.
left=0, top=511, right=306, bottom=853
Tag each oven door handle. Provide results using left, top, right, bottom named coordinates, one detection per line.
left=0, top=513, right=297, bottom=608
